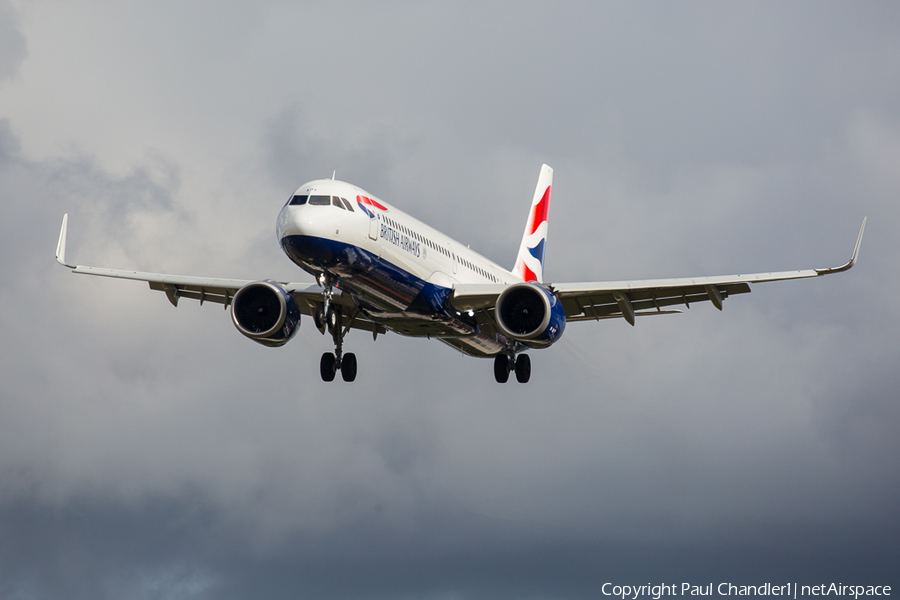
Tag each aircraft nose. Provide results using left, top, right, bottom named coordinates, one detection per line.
left=278, top=203, right=335, bottom=245
left=276, top=204, right=311, bottom=240
left=276, top=205, right=293, bottom=242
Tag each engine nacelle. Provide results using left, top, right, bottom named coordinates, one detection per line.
left=231, top=281, right=301, bottom=347
left=494, top=282, right=566, bottom=348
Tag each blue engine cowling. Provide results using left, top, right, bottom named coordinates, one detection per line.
left=231, top=281, right=301, bottom=347
left=494, top=282, right=566, bottom=349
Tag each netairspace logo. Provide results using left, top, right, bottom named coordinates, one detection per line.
left=600, top=584, right=892, bottom=600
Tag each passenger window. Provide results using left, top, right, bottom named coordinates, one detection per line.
left=289, top=195, right=308, bottom=205
left=332, top=196, right=345, bottom=209
left=340, top=197, right=354, bottom=211
left=308, top=195, right=330, bottom=205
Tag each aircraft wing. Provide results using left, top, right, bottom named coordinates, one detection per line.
left=55, top=214, right=386, bottom=335
left=451, top=218, right=866, bottom=326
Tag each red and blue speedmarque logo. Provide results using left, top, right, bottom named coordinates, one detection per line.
left=356, top=195, right=388, bottom=218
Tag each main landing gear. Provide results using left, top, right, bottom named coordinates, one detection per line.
left=494, top=353, right=531, bottom=384
left=314, top=277, right=357, bottom=383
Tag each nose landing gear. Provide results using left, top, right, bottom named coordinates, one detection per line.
left=314, top=274, right=358, bottom=382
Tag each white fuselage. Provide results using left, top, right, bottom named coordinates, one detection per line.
left=275, top=178, right=522, bottom=355
left=277, top=179, right=519, bottom=288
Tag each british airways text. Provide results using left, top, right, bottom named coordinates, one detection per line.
left=380, top=223, right=420, bottom=257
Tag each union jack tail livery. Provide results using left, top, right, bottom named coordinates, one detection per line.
left=513, top=164, right=553, bottom=282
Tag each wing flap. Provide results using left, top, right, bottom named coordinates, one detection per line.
left=449, top=283, right=508, bottom=311
left=566, top=309, right=683, bottom=323
left=148, top=281, right=235, bottom=308
left=559, top=282, right=752, bottom=320
left=552, top=271, right=818, bottom=296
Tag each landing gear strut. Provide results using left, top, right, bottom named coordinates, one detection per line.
left=314, top=272, right=335, bottom=333
left=317, top=298, right=358, bottom=383
left=494, top=353, right=531, bottom=384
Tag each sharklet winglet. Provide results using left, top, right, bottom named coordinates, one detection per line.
left=56, top=213, right=76, bottom=269
left=814, top=217, right=866, bottom=275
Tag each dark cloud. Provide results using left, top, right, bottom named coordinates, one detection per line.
left=1, top=1, right=899, bottom=598
left=0, top=118, right=19, bottom=163
left=0, top=496, right=896, bottom=599
left=0, top=0, right=26, bottom=85
left=262, top=105, right=406, bottom=197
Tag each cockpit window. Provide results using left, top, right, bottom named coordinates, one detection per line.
left=339, top=197, right=354, bottom=211
left=289, top=194, right=308, bottom=206
left=308, top=195, right=330, bottom=205
left=331, top=196, right=345, bottom=209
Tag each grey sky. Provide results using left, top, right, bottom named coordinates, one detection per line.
left=1, top=1, right=899, bottom=598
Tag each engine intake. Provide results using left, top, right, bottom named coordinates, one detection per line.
left=495, top=283, right=566, bottom=348
left=231, top=281, right=301, bottom=347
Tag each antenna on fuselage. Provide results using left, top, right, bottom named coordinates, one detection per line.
left=332, top=171, right=336, bottom=180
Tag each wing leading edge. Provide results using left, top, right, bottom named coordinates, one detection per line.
left=55, top=214, right=386, bottom=334
left=452, top=218, right=866, bottom=326
left=57, top=212, right=865, bottom=335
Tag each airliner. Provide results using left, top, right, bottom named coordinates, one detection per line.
left=56, top=165, right=865, bottom=383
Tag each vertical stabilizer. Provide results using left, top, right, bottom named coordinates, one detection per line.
left=513, top=164, right=553, bottom=282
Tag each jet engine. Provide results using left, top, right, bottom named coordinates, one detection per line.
left=231, top=281, right=301, bottom=347
left=494, top=282, right=566, bottom=348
